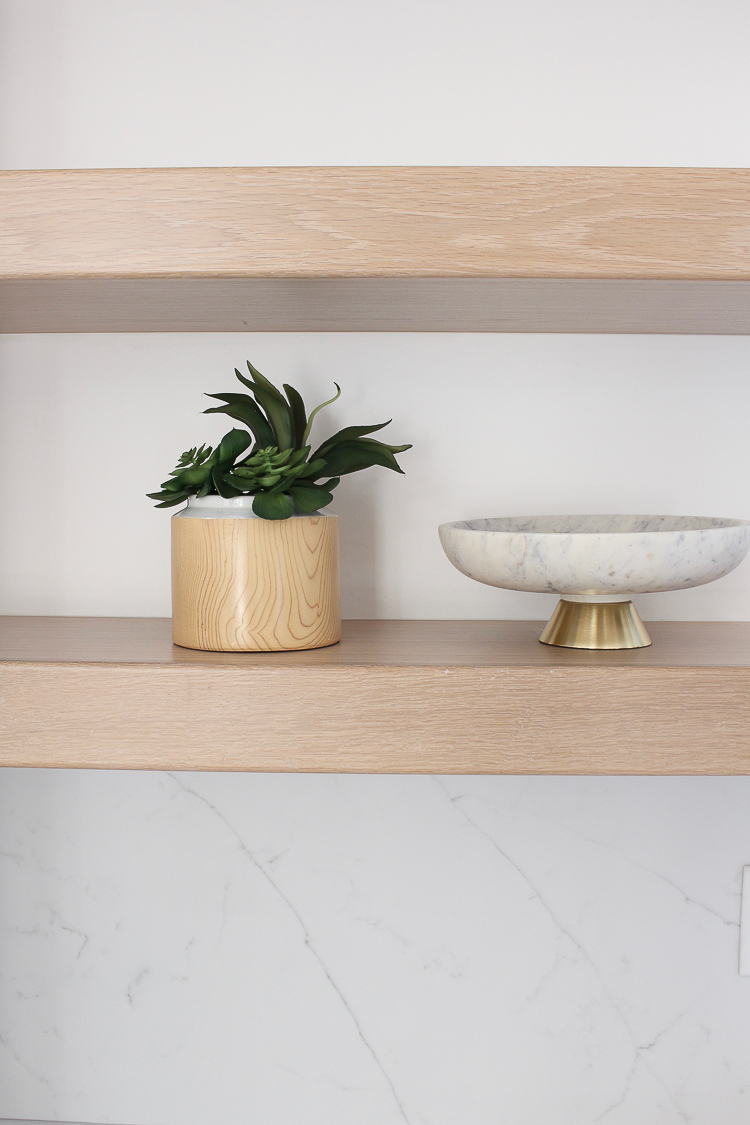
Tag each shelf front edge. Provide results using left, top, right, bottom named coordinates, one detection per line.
left=4, top=167, right=750, bottom=281
left=2, top=660, right=749, bottom=774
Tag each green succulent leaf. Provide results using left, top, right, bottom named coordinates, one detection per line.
left=283, top=383, right=308, bottom=449
left=216, top=428, right=253, bottom=466
left=233, top=366, right=257, bottom=392
left=252, top=490, right=295, bottom=520
left=246, top=361, right=288, bottom=402
left=288, top=484, right=335, bottom=514
left=313, top=421, right=392, bottom=460
left=288, top=446, right=311, bottom=467
left=306, top=439, right=408, bottom=478
left=345, top=437, right=411, bottom=470
left=224, top=473, right=256, bottom=491
left=212, top=466, right=241, bottom=498
left=147, top=489, right=192, bottom=508
left=162, top=477, right=189, bottom=492
left=295, top=458, right=328, bottom=480
left=150, top=360, right=410, bottom=516
left=242, top=391, right=291, bottom=450
left=276, top=461, right=313, bottom=484
left=204, top=393, right=275, bottom=448
left=188, top=444, right=212, bottom=465
left=241, top=363, right=294, bottom=450
left=176, top=463, right=214, bottom=487
left=302, top=383, right=341, bottom=446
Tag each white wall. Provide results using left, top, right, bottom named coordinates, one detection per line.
left=2, top=0, right=750, bottom=168
left=2, top=331, right=750, bottom=622
left=2, top=3, right=750, bottom=1124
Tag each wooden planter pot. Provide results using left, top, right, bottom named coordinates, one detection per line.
left=171, top=497, right=340, bottom=652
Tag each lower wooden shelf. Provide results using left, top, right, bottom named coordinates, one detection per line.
left=1, top=617, right=749, bottom=774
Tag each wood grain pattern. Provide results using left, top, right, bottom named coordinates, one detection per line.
left=2, top=618, right=750, bottom=773
left=171, top=515, right=340, bottom=652
left=3, top=167, right=750, bottom=281
left=3, top=278, right=750, bottom=334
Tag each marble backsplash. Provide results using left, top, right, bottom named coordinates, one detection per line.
left=1, top=769, right=749, bottom=1125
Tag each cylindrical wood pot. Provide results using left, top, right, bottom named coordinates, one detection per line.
left=171, top=496, right=340, bottom=652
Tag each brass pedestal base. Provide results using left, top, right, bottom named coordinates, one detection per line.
left=539, top=599, right=652, bottom=650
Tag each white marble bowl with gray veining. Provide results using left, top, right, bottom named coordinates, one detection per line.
left=438, top=515, right=750, bottom=597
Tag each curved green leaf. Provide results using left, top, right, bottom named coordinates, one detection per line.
left=234, top=365, right=288, bottom=404
left=274, top=461, right=317, bottom=487
left=288, top=484, right=334, bottom=514
left=224, top=474, right=256, bottom=492
left=294, top=458, right=327, bottom=480
left=288, top=446, right=311, bottom=467
left=252, top=490, right=294, bottom=520
left=204, top=395, right=275, bottom=448
left=312, top=421, right=391, bottom=460
left=241, top=362, right=294, bottom=450
left=151, top=361, right=411, bottom=516
left=284, top=383, right=308, bottom=449
left=216, top=428, right=252, bottom=466
left=212, top=466, right=241, bottom=498
left=301, top=383, right=341, bottom=446
left=306, top=439, right=408, bottom=478
left=246, top=361, right=287, bottom=403
left=253, top=392, right=293, bottom=450
left=148, top=489, right=192, bottom=508
left=175, top=462, right=213, bottom=487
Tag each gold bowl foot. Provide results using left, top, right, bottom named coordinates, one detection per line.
left=539, top=599, right=652, bottom=650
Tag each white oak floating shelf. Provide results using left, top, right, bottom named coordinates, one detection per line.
left=2, top=617, right=750, bottom=774
left=2, top=167, right=750, bottom=333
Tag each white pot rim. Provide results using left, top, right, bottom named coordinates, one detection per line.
left=178, top=495, right=334, bottom=519
left=188, top=494, right=255, bottom=509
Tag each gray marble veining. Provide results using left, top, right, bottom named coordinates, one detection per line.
left=1, top=771, right=749, bottom=1125
left=439, top=514, right=750, bottom=597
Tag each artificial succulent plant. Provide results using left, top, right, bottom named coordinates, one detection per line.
left=148, top=361, right=411, bottom=520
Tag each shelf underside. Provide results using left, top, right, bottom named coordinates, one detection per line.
left=2, top=617, right=750, bottom=775
left=3, top=278, right=750, bottom=333
left=3, top=167, right=750, bottom=333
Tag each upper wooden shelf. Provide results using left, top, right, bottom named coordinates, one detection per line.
left=2, top=616, right=750, bottom=774
left=2, top=167, right=749, bottom=332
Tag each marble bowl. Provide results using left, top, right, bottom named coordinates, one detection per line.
left=438, top=515, right=750, bottom=649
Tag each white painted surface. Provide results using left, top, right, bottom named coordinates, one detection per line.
left=2, top=3, right=750, bottom=1123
